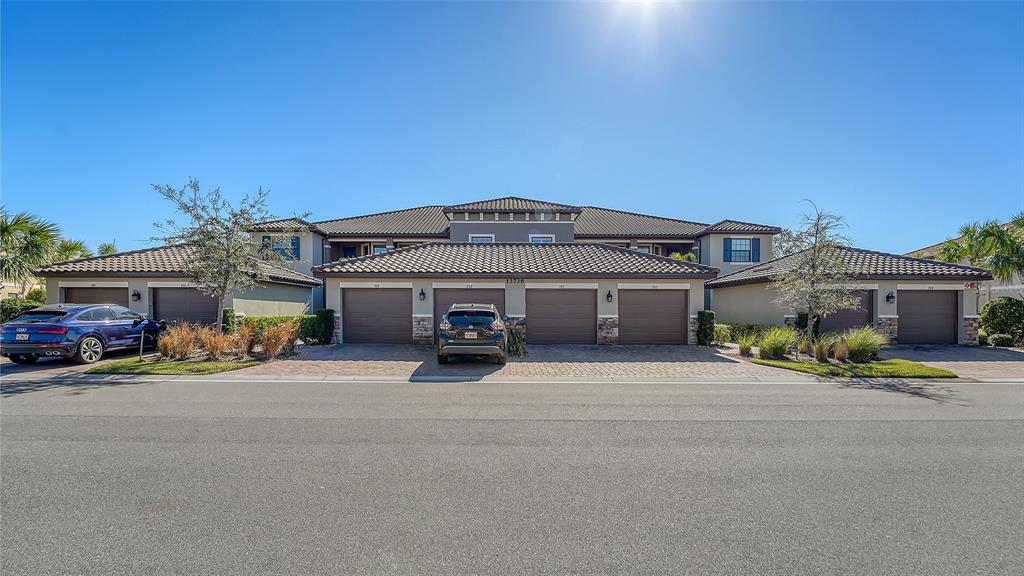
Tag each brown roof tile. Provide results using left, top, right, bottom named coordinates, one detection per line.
left=699, top=219, right=782, bottom=234
left=313, top=242, right=719, bottom=278
left=314, top=206, right=449, bottom=237
left=444, top=196, right=581, bottom=213
left=706, top=246, right=992, bottom=288
left=574, top=207, right=708, bottom=238
left=38, top=245, right=321, bottom=287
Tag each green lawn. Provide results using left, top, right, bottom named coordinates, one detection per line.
left=86, top=358, right=260, bottom=375
left=750, top=358, right=957, bottom=378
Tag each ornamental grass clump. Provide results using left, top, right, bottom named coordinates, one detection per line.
left=841, top=326, right=888, bottom=363
left=158, top=323, right=198, bottom=360
left=713, top=323, right=732, bottom=346
left=758, top=327, right=795, bottom=360
left=813, top=336, right=833, bottom=363
left=260, top=319, right=297, bottom=360
left=833, top=339, right=849, bottom=362
left=234, top=321, right=257, bottom=358
left=736, top=332, right=757, bottom=357
left=197, top=326, right=231, bottom=359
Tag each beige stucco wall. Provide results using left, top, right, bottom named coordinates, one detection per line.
left=44, top=275, right=313, bottom=319
left=324, top=277, right=705, bottom=323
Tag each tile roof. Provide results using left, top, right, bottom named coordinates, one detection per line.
left=37, top=245, right=322, bottom=287
left=313, top=242, right=719, bottom=278
left=314, top=206, right=449, bottom=237
left=706, top=246, right=992, bottom=288
left=444, top=196, right=581, bottom=213
left=574, top=207, right=708, bottom=238
left=699, top=219, right=782, bottom=234
left=250, top=218, right=325, bottom=235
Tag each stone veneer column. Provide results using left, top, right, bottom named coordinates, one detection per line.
left=412, top=316, right=434, bottom=345
left=334, top=315, right=342, bottom=344
left=597, top=316, right=619, bottom=345
left=688, top=316, right=698, bottom=346
left=875, top=316, right=898, bottom=344
left=963, top=316, right=980, bottom=346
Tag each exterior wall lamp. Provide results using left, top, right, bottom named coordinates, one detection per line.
left=606, top=290, right=614, bottom=303
left=419, top=288, right=427, bottom=301
left=131, top=289, right=142, bottom=302
left=885, top=291, right=896, bottom=304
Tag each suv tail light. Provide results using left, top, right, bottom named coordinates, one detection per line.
left=438, top=319, right=452, bottom=332
left=490, top=319, right=503, bottom=331
left=37, top=326, right=69, bottom=335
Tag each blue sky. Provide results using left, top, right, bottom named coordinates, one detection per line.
left=2, top=1, right=1021, bottom=255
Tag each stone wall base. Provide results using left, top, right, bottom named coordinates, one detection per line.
left=963, top=317, right=979, bottom=346
left=875, top=316, right=898, bottom=344
left=413, top=316, right=434, bottom=345
left=688, top=316, right=698, bottom=346
left=598, top=316, right=619, bottom=345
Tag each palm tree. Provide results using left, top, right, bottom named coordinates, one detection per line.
left=0, top=208, right=60, bottom=292
left=981, top=213, right=1024, bottom=298
left=97, top=242, right=118, bottom=256
left=936, top=220, right=999, bottom=306
left=52, top=239, right=94, bottom=262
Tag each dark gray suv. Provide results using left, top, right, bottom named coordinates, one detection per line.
left=436, top=303, right=507, bottom=365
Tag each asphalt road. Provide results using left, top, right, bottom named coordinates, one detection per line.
left=2, top=377, right=1022, bottom=575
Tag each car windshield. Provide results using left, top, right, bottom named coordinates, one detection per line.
left=447, top=310, right=496, bottom=327
left=9, top=311, right=67, bottom=323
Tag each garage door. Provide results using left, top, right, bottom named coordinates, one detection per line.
left=526, top=289, right=596, bottom=344
left=153, top=288, right=219, bottom=325
left=899, top=290, right=957, bottom=344
left=819, top=290, right=873, bottom=334
left=342, top=288, right=412, bottom=344
left=64, top=287, right=129, bottom=307
left=434, top=288, right=505, bottom=322
left=619, top=289, right=687, bottom=344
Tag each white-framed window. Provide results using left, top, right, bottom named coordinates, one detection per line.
left=730, top=238, right=752, bottom=262
left=635, top=245, right=652, bottom=254
left=469, top=234, right=494, bottom=244
left=372, top=244, right=388, bottom=254
left=529, top=234, right=555, bottom=244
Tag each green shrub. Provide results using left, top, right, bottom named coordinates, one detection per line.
left=841, top=326, right=888, bottom=363
left=989, top=333, right=1014, bottom=347
left=713, top=323, right=731, bottom=345
left=758, top=327, right=795, bottom=360
left=221, top=308, right=237, bottom=334
left=729, top=324, right=775, bottom=342
left=314, top=309, right=335, bottom=344
left=1, top=297, right=43, bottom=323
left=696, top=310, right=715, bottom=346
left=24, top=288, right=46, bottom=302
left=507, top=324, right=527, bottom=357
left=813, top=336, right=834, bottom=363
left=980, top=298, right=1024, bottom=343
left=736, top=332, right=756, bottom=356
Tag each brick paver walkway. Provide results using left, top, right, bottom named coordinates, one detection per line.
left=233, top=344, right=804, bottom=380
left=882, top=345, right=1024, bottom=380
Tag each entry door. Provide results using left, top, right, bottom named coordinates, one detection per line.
left=342, top=288, right=413, bottom=343
left=899, top=291, right=957, bottom=344
left=525, top=289, right=597, bottom=344
left=619, top=289, right=688, bottom=344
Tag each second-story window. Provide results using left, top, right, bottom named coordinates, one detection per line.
left=263, top=236, right=300, bottom=260
left=530, top=234, right=555, bottom=244
left=730, top=238, right=751, bottom=262
left=469, top=234, right=494, bottom=244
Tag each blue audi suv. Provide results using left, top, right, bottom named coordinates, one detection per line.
left=0, top=304, right=166, bottom=364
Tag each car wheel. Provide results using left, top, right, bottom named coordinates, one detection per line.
left=74, top=336, right=104, bottom=364
left=9, top=354, right=38, bottom=364
left=437, top=354, right=448, bottom=365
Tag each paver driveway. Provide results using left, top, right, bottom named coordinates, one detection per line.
left=233, top=343, right=805, bottom=380
left=882, top=345, right=1024, bottom=380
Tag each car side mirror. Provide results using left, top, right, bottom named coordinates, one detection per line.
left=132, top=319, right=143, bottom=326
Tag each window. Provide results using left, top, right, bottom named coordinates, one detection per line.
left=635, top=245, right=651, bottom=254
left=529, top=234, right=555, bottom=244
left=469, top=234, right=494, bottom=244
left=111, top=306, right=144, bottom=321
left=262, top=236, right=300, bottom=260
left=372, top=245, right=388, bottom=254
left=730, top=238, right=752, bottom=262
left=79, top=307, right=115, bottom=322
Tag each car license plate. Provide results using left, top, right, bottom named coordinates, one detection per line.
left=15, top=334, right=29, bottom=341
left=463, top=332, right=478, bottom=339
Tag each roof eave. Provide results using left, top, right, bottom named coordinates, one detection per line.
left=708, top=272, right=994, bottom=289
left=312, top=271, right=718, bottom=280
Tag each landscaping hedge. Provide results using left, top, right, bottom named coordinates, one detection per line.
left=240, top=315, right=328, bottom=344
left=221, top=308, right=238, bottom=334
left=980, top=297, right=1024, bottom=345
left=696, top=310, right=715, bottom=346
left=1, top=296, right=45, bottom=323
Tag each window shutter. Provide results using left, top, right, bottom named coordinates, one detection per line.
left=752, top=238, right=760, bottom=261
left=723, top=238, right=733, bottom=262
left=291, top=236, right=301, bottom=259
left=262, top=235, right=271, bottom=247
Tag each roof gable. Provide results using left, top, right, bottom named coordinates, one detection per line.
left=443, top=196, right=581, bottom=213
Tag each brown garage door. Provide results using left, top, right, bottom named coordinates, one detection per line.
left=819, top=290, right=873, bottom=334
left=526, top=289, right=596, bottom=344
left=619, top=289, right=688, bottom=344
left=899, top=290, right=957, bottom=344
left=153, top=288, right=219, bottom=325
left=434, top=288, right=506, bottom=322
left=343, top=288, right=412, bottom=344
left=64, top=287, right=129, bottom=307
